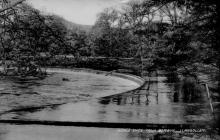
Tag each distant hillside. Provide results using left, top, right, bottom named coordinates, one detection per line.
left=62, top=19, right=92, bottom=33
left=51, top=15, right=92, bottom=33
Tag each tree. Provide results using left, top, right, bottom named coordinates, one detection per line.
left=65, top=30, right=89, bottom=57
left=43, top=15, right=68, bottom=56
left=121, top=0, right=217, bottom=73
left=0, top=0, right=25, bottom=13
left=0, top=2, right=68, bottom=77
left=120, top=0, right=159, bottom=75
left=0, top=0, right=27, bottom=75
left=92, top=8, right=134, bottom=58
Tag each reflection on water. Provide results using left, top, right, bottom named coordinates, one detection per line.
left=0, top=69, right=139, bottom=116
left=5, top=71, right=213, bottom=125
left=0, top=70, right=218, bottom=140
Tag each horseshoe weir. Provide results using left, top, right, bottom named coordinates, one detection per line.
left=0, top=68, right=218, bottom=140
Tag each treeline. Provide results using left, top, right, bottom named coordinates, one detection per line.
left=91, top=0, right=217, bottom=72
left=0, top=1, right=68, bottom=76
left=0, top=0, right=218, bottom=79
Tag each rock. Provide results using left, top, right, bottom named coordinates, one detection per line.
left=62, top=78, right=70, bottom=81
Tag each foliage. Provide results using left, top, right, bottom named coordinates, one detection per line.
left=65, top=30, right=90, bottom=57
left=91, top=8, right=136, bottom=58
left=0, top=1, right=68, bottom=77
left=0, top=0, right=218, bottom=86
left=45, top=56, right=120, bottom=71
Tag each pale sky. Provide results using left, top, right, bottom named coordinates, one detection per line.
left=28, top=0, right=130, bottom=25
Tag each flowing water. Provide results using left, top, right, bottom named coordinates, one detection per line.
left=4, top=71, right=212, bottom=124
left=0, top=69, right=218, bottom=140
left=0, top=69, right=139, bottom=119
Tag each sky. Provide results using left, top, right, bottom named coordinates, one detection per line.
left=28, top=0, right=130, bottom=25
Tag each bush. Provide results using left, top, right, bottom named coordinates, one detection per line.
left=181, top=76, right=202, bottom=101
left=45, top=57, right=120, bottom=71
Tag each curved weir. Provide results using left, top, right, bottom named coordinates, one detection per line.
left=0, top=69, right=217, bottom=140
left=0, top=69, right=214, bottom=126
left=0, top=68, right=143, bottom=119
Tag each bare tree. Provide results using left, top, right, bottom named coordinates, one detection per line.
left=0, top=0, right=26, bottom=74
left=0, top=0, right=26, bottom=13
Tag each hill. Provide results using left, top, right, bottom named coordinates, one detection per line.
left=51, top=15, right=92, bottom=33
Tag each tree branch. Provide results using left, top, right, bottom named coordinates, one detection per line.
left=0, top=0, right=26, bottom=13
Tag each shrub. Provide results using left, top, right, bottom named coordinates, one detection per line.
left=181, top=76, right=202, bottom=101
